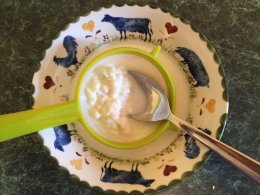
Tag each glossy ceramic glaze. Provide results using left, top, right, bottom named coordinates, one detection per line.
left=33, top=5, right=228, bottom=193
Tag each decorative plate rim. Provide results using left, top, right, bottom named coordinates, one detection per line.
left=32, top=3, right=229, bottom=194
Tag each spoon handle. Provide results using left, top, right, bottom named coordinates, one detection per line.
left=0, top=101, right=79, bottom=142
left=168, top=113, right=260, bottom=183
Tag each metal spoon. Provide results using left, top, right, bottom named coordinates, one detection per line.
left=129, top=71, right=260, bottom=183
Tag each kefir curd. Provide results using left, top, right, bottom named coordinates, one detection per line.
left=85, top=64, right=132, bottom=135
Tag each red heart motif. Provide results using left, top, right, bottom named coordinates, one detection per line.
left=165, top=22, right=178, bottom=34
left=163, top=164, right=177, bottom=176
left=43, top=76, right=55, bottom=89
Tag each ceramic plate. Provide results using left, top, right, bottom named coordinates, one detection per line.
left=33, top=5, right=228, bottom=194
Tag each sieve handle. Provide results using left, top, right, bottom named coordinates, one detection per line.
left=150, top=45, right=161, bottom=58
left=0, top=101, right=79, bottom=142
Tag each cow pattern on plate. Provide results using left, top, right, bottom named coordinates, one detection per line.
left=33, top=5, right=228, bottom=194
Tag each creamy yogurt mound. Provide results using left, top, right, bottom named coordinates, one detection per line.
left=85, top=64, right=132, bottom=135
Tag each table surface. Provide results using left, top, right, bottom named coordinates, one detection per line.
left=0, top=0, right=259, bottom=194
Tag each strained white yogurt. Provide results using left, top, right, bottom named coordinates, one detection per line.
left=85, top=64, right=133, bottom=135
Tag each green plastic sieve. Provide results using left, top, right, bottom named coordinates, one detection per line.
left=0, top=45, right=176, bottom=149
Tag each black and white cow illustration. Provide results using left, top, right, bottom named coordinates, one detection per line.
left=101, top=14, right=153, bottom=41
left=100, top=161, right=155, bottom=187
left=175, top=47, right=209, bottom=87
left=183, top=127, right=212, bottom=159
